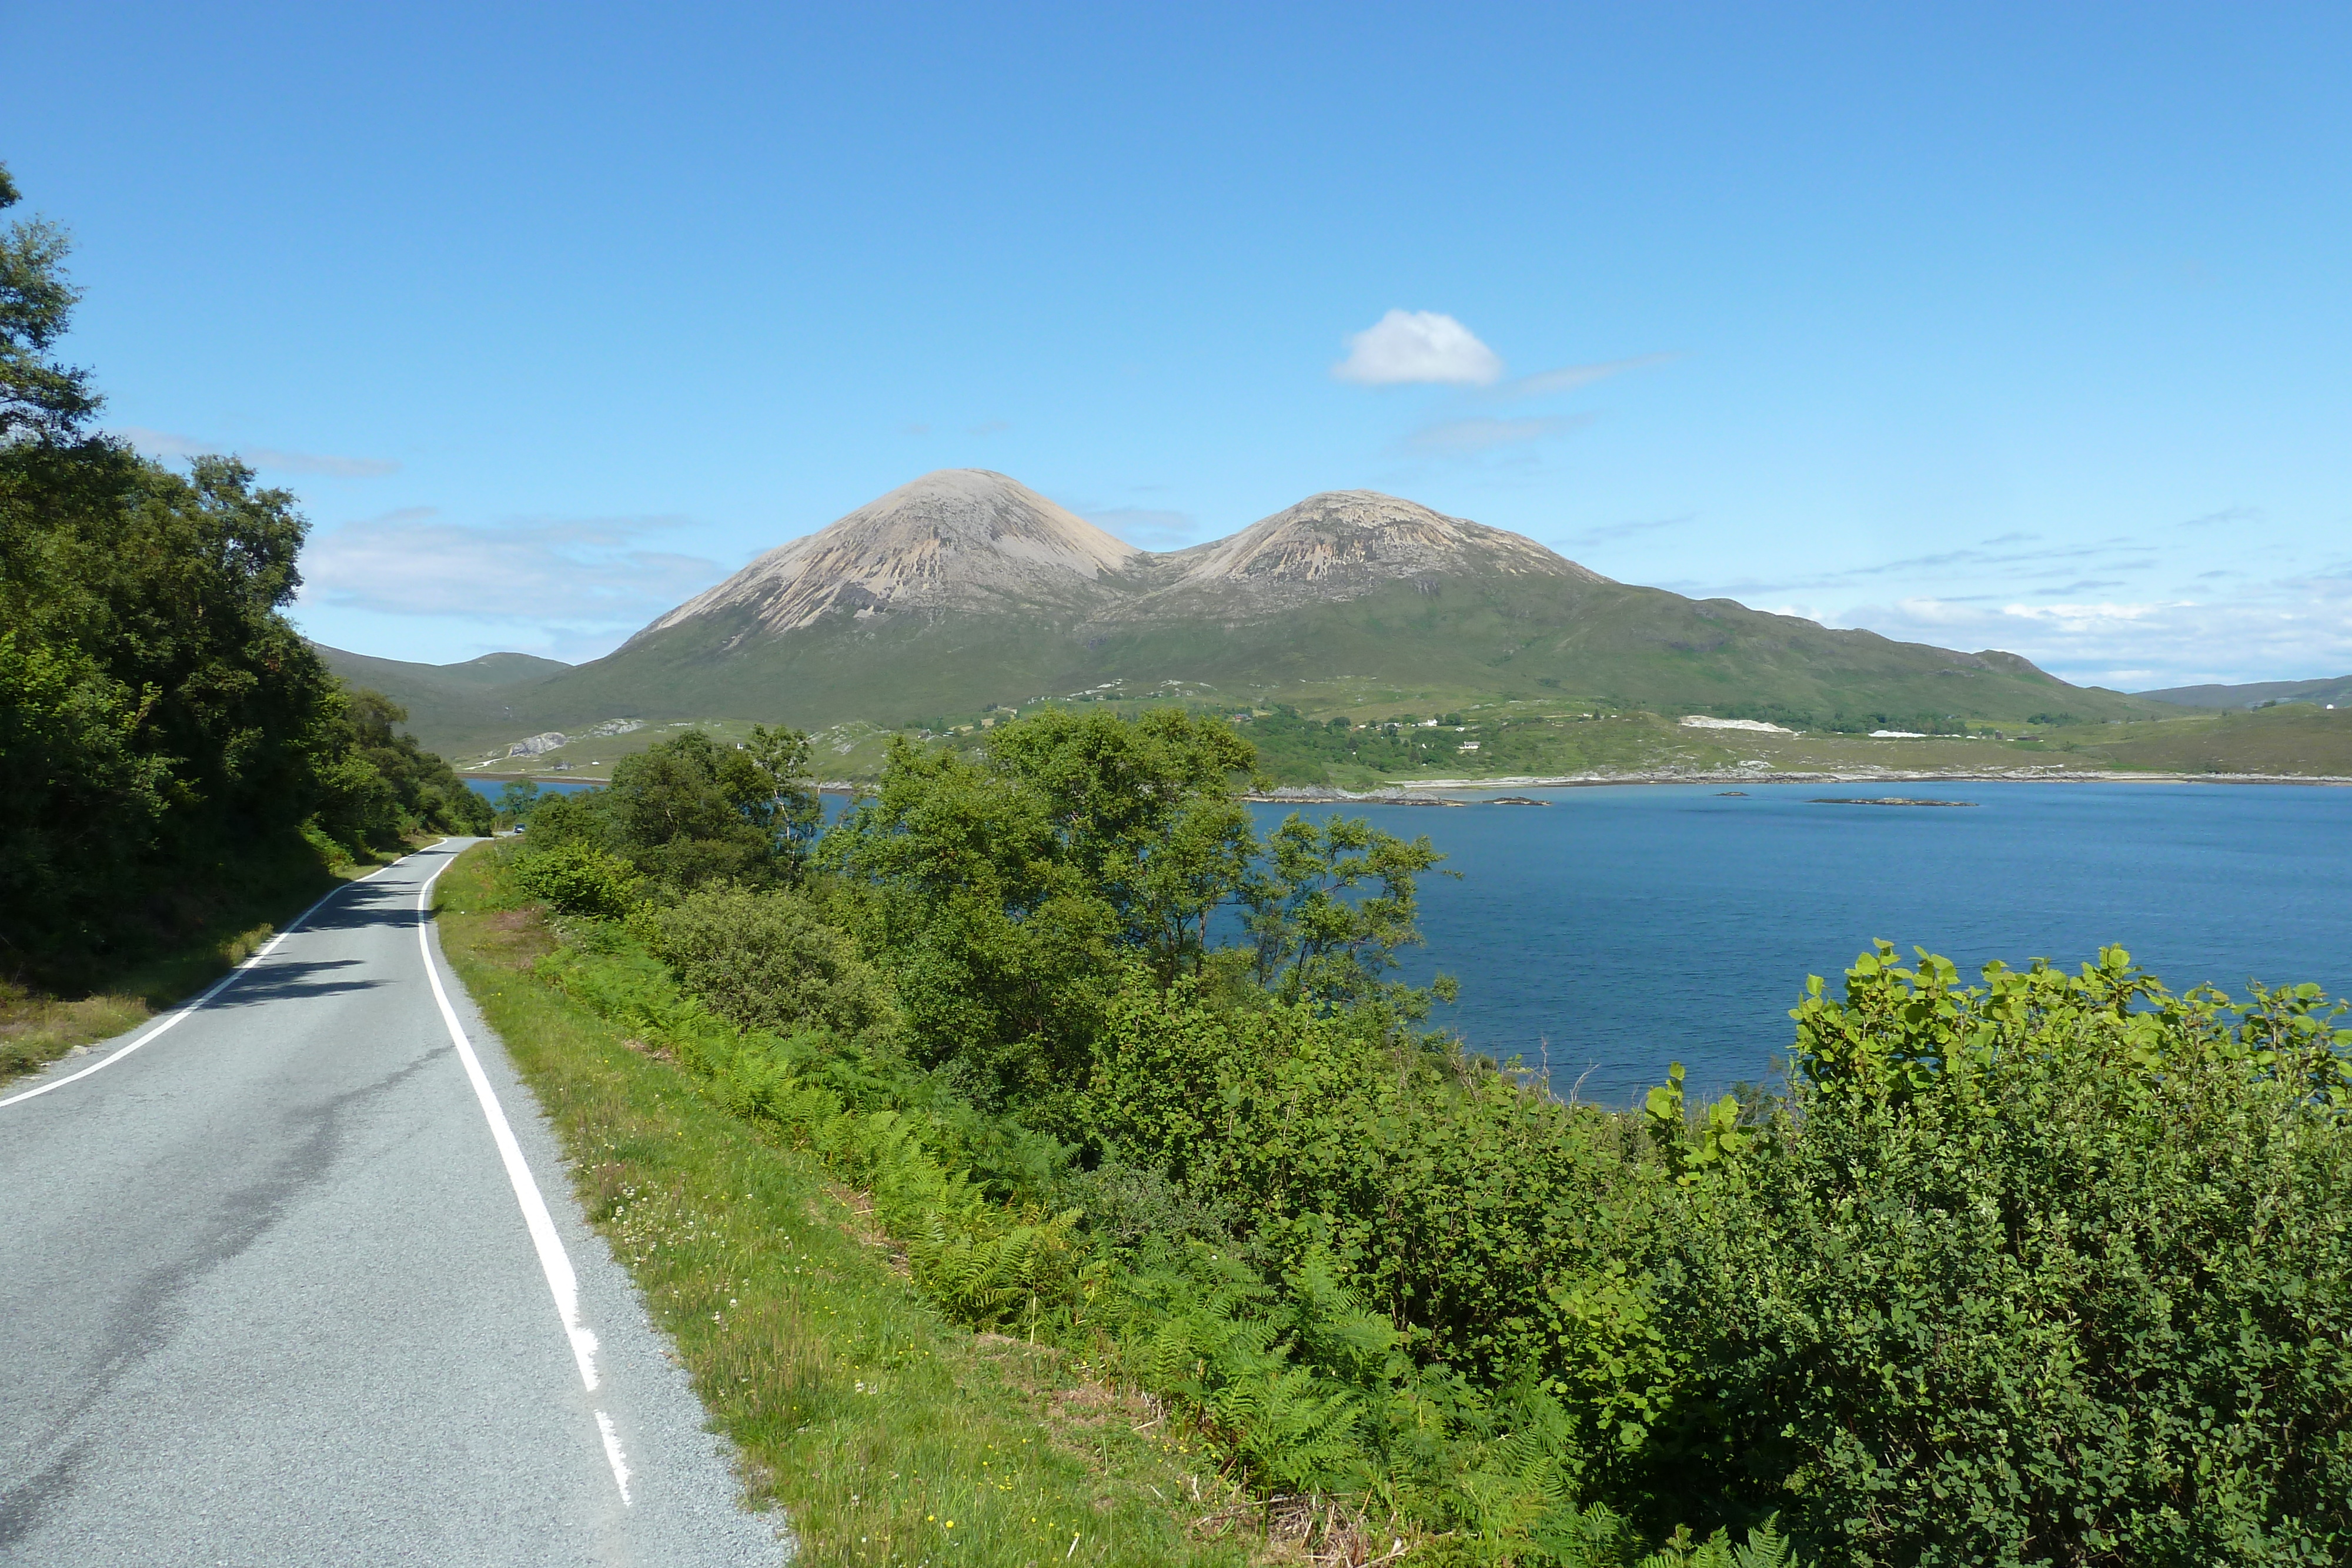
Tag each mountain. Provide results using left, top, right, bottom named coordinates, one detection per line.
left=309, top=643, right=572, bottom=752
left=449, top=469, right=2156, bottom=744
left=1132, top=489, right=1605, bottom=614
left=637, top=469, right=1141, bottom=640
left=2132, top=674, right=2352, bottom=710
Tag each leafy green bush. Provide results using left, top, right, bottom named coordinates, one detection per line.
left=512, top=840, right=644, bottom=918
left=1663, top=944, right=2352, bottom=1565
left=639, top=884, right=895, bottom=1041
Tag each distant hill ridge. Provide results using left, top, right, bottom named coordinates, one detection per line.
left=2132, top=674, right=2352, bottom=709
left=317, top=468, right=2173, bottom=755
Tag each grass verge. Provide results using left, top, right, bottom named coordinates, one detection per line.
left=433, top=841, right=1261, bottom=1568
left=0, top=835, right=414, bottom=1087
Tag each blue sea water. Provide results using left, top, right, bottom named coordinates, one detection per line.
left=465, top=778, right=604, bottom=800
left=1260, top=782, right=2352, bottom=1107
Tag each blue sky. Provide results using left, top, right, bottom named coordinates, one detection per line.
left=8, top=2, right=2348, bottom=687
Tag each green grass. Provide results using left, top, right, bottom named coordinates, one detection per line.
left=2044, top=703, right=2352, bottom=775
left=433, top=844, right=1262, bottom=1568
left=0, top=834, right=406, bottom=1088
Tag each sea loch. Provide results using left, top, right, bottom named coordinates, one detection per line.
left=1275, top=781, right=2352, bottom=1105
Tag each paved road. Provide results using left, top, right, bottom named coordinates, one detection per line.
left=0, top=841, right=783, bottom=1566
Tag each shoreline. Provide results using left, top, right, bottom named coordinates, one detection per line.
left=1246, top=768, right=2352, bottom=804
left=471, top=768, right=2352, bottom=799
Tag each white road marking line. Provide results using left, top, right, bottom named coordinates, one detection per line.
left=414, top=851, right=635, bottom=1505
left=0, top=858, right=407, bottom=1112
left=596, top=1411, right=634, bottom=1504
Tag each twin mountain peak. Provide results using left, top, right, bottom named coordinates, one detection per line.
left=634, top=469, right=1611, bottom=646
left=320, top=469, right=2146, bottom=755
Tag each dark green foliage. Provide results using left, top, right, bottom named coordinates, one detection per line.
left=515, top=786, right=613, bottom=851
left=493, top=779, right=542, bottom=827
left=601, top=725, right=818, bottom=889
left=818, top=737, right=1122, bottom=1105
left=313, top=687, right=496, bottom=850
left=1241, top=811, right=1455, bottom=1023
left=511, top=840, right=644, bottom=919
left=1658, top=945, right=2352, bottom=1566
left=0, top=439, right=486, bottom=968
left=640, top=884, right=894, bottom=1041
left=0, top=162, right=98, bottom=439
left=0, top=165, right=484, bottom=977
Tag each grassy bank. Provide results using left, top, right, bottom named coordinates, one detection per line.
left=433, top=841, right=1265, bottom=1568
left=0, top=834, right=410, bottom=1088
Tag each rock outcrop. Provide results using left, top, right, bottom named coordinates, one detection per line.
left=632, top=470, right=1141, bottom=641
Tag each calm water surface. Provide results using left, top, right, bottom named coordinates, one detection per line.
left=465, top=778, right=603, bottom=800
left=1264, top=782, right=2352, bottom=1106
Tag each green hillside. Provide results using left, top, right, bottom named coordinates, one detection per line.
left=514, top=576, right=2165, bottom=741
left=2050, top=702, right=2352, bottom=775
left=2133, top=673, right=2352, bottom=710
left=308, top=643, right=572, bottom=757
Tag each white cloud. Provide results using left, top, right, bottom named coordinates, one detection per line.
left=1835, top=578, right=2352, bottom=688
left=113, top=426, right=399, bottom=478
left=1333, top=310, right=1504, bottom=386
left=1996, top=599, right=2183, bottom=633
left=1404, top=414, right=1591, bottom=454
left=298, top=509, right=727, bottom=626
left=1495, top=353, right=1676, bottom=398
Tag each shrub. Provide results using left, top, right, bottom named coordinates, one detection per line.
left=512, top=840, right=643, bottom=918
left=1667, top=944, right=2352, bottom=1566
left=640, top=884, right=895, bottom=1041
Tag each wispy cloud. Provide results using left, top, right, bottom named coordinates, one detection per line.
left=1334, top=310, right=1504, bottom=386
left=113, top=425, right=399, bottom=478
left=2177, top=505, right=2263, bottom=529
left=1492, top=353, right=1675, bottom=399
left=1404, top=413, right=1593, bottom=456
left=2030, top=579, right=2127, bottom=596
left=1555, top=514, right=1695, bottom=549
left=967, top=419, right=1011, bottom=436
left=1699, top=536, right=2164, bottom=598
left=298, top=509, right=727, bottom=625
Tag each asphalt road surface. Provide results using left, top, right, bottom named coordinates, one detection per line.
left=0, top=841, right=784, bottom=1566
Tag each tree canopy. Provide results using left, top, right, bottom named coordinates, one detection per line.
left=0, top=162, right=490, bottom=979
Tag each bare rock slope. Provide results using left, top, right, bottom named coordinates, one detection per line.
left=633, top=469, right=1141, bottom=642
left=1129, top=489, right=1609, bottom=617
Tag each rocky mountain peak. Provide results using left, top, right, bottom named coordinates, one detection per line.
left=1148, top=489, right=1607, bottom=607
left=634, top=469, right=1141, bottom=638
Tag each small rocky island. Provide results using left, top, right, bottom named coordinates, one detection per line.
left=1809, top=797, right=1978, bottom=807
